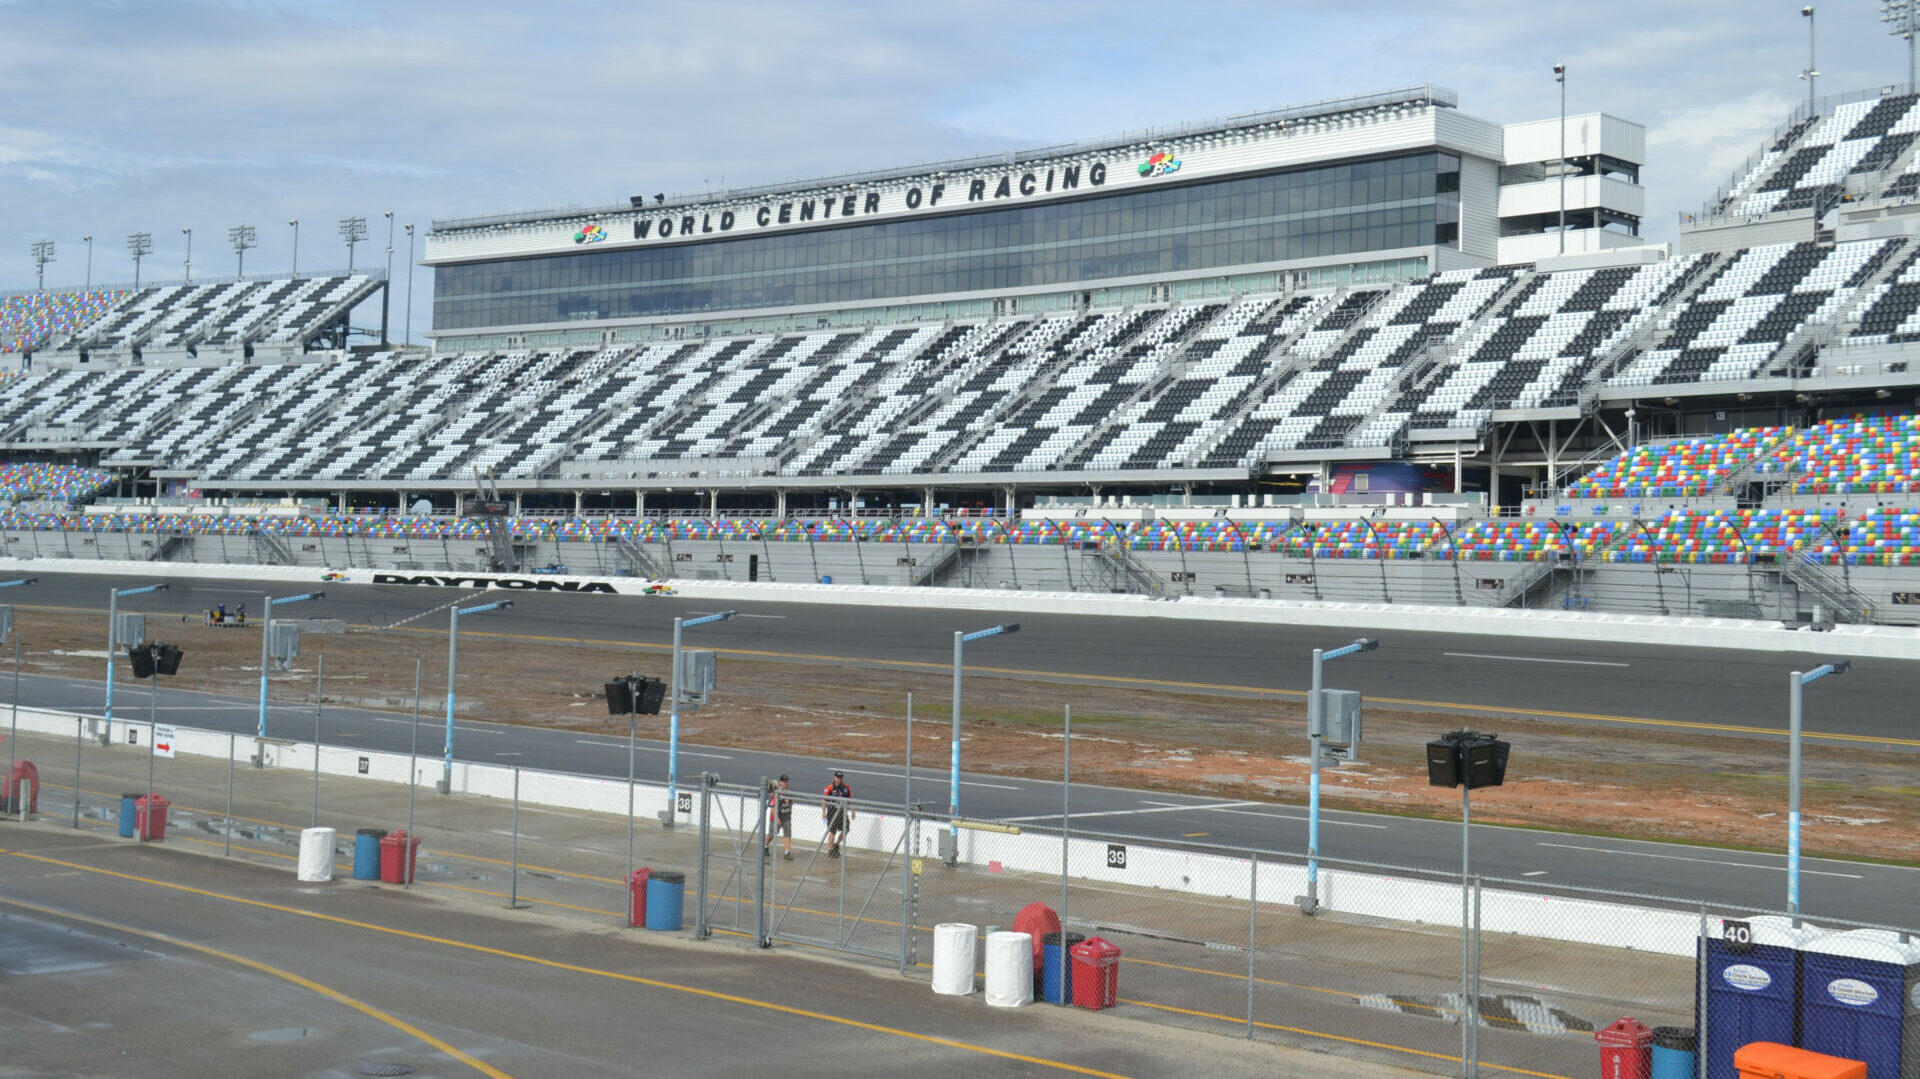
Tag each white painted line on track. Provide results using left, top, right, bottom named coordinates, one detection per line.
left=573, top=738, right=731, bottom=760
left=1002, top=800, right=1264, bottom=823
left=1536, top=842, right=1863, bottom=878
left=1138, top=799, right=1389, bottom=828
left=1522, top=870, right=1548, bottom=877
left=1444, top=652, right=1630, bottom=668
left=834, top=765, right=1018, bottom=790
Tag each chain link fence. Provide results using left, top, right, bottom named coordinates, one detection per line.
left=7, top=711, right=1913, bottom=1079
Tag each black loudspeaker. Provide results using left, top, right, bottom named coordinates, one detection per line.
left=638, top=677, right=666, bottom=715
left=127, top=645, right=155, bottom=679
left=605, top=680, right=634, bottom=715
left=155, top=644, right=182, bottom=677
left=1463, top=737, right=1510, bottom=789
left=1425, top=737, right=1461, bottom=788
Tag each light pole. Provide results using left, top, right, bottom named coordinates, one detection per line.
left=228, top=224, right=256, bottom=280
left=289, top=220, right=300, bottom=278
left=82, top=235, right=93, bottom=290
left=666, top=610, right=736, bottom=823
left=403, top=224, right=415, bottom=346
left=1554, top=62, right=1567, bottom=255
left=182, top=228, right=192, bottom=282
left=1787, top=660, right=1849, bottom=921
left=340, top=215, right=368, bottom=273
left=127, top=232, right=152, bottom=288
left=1301, top=637, right=1378, bottom=914
left=29, top=241, right=53, bottom=292
left=257, top=590, right=324, bottom=741
left=442, top=599, right=513, bottom=793
left=104, top=583, right=168, bottom=744
left=947, top=622, right=1020, bottom=864
left=1887, top=1, right=1919, bottom=89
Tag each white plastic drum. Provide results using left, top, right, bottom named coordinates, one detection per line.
left=984, top=931, right=1034, bottom=1008
left=931, top=923, right=978, bottom=996
left=297, top=827, right=336, bottom=882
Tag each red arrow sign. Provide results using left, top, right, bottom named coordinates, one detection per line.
left=155, top=742, right=171, bottom=754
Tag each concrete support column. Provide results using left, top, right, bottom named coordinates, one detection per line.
left=922, top=487, right=935, bottom=516
left=708, top=489, right=718, bottom=516
left=573, top=490, right=583, bottom=515
left=775, top=489, right=788, bottom=517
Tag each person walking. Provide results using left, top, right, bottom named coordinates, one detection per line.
left=765, top=774, right=794, bottom=860
left=823, top=769, right=853, bottom=858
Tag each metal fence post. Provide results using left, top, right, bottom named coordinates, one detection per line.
left=1060, top=702, right=1070, bottom=1005
left=508, top=767, right=521, bottom=909
left=1470, top=875, right=1482, bottom=1078
left=754, top=775, right=770, bottom=948
left=311, top=653, right=323, bottom=828
left=695, top=772, right=713, bottom=940
left=900, top=802, right=913, bottom=975
left=71, top=715, right=82, bottom=829
left=225, top=732, right=235, bottom=857
left=1698, top=902, right=1710, bottom=1079
left=1247, top=851, right=1259, bottom=1038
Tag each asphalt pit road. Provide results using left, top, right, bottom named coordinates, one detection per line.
left=0, top=913, right=154, bottom=975
left=360, top=1065, right=417, bottom=1077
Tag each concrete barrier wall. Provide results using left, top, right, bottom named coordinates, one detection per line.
left=7, top=555, right=1914, bottom=658
left=7, top=704, right=1706, bottom=957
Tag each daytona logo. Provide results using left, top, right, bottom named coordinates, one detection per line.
left=372, top=573, right=617, bottom=594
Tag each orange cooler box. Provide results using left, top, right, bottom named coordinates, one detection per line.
left=1733, top=1042, right=1866, bottom=1079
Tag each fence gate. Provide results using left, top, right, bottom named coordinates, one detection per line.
left=695, top=781, right=766, bottom=943
left=761, top=795, right=912, bottom=964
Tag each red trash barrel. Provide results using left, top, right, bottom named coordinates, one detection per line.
left=1595, top=1016, right=1653, bottom=1079
left=1070, top=937, right=1122, bottom=1010
left=379, top=829, right=421, bottom=884
left=5, top=760, right=40, bottom=814
left=627, top=868, right=651, bottom=927
left=134, top=794, right=170, bottom=841
left=1012, top=902, right=1062, bottom=977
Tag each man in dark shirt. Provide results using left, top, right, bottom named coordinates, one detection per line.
left=765, top=774, right=794, bottom=860
left=823, top=770, right=853, bottom=858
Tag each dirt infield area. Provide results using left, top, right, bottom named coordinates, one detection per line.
left=18, top=606, right=1920, bottom=864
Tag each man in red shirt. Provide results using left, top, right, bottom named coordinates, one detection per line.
left=823, top=770, right=853, bottom=858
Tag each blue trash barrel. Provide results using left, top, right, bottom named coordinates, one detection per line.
left=820, top=575, right=832, bottom=584
left=1040, top=931, right=1085, bottom=1004
left=119, top=793, right=141, bottom=838
left=353, top=829, right=388, bottom=880
left=645, top=870, right=685, bottom=931
left=1650, top=1027, right=1695, bottom=1079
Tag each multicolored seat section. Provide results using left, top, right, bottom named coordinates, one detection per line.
left=1565, top=413, right=1920, bottom=497
left=0, top=290, right=128, bottom=353
left=0, top=463, right=112, bottom=504
left=5, top=504, right=1915, bottom=566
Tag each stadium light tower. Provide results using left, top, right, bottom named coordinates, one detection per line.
left=127, top=232, right=152, bottom=287
left=1554, top=63, right=1567, bottom=255
left=1887, top=1, right=1919, bottom=88
left=29, top=241, right=54, bottom=292
left=289, top=220, right=299, bottom=278
left=383, top=211, right=394, bottom=345
left=82, top=235, right=92, bottom=290
left=228, top=224, right=257, bottom=279
left=1801, top=7, right=1819, bottom=117
left=339, top=215, right=368, bottom=272
left=404, top=223, right=415, bottom=346
left=182, top=227, right=192, bottom=282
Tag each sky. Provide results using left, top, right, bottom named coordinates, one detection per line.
left=4, top=0, right=1918, bottom=341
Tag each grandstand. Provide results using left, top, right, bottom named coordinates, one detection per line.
left=8, top=274, right=385, bottom=364
left=2, top=83, right=1920, bottom=624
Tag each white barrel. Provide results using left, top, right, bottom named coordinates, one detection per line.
left=931, top=923, right=978, bottom=995
left=297, top=827, right=336, bottom=882
left=984, top=931, right=1034, bottom=1008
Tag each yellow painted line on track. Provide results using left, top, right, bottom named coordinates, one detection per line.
left=0, top=893, right=514, bottom=1079
left=380, top=625, right=1920, bottom=748
left=1120, top=997, right=1572, bottom=1079
left=0, top=847, right=1135, bottom=1079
